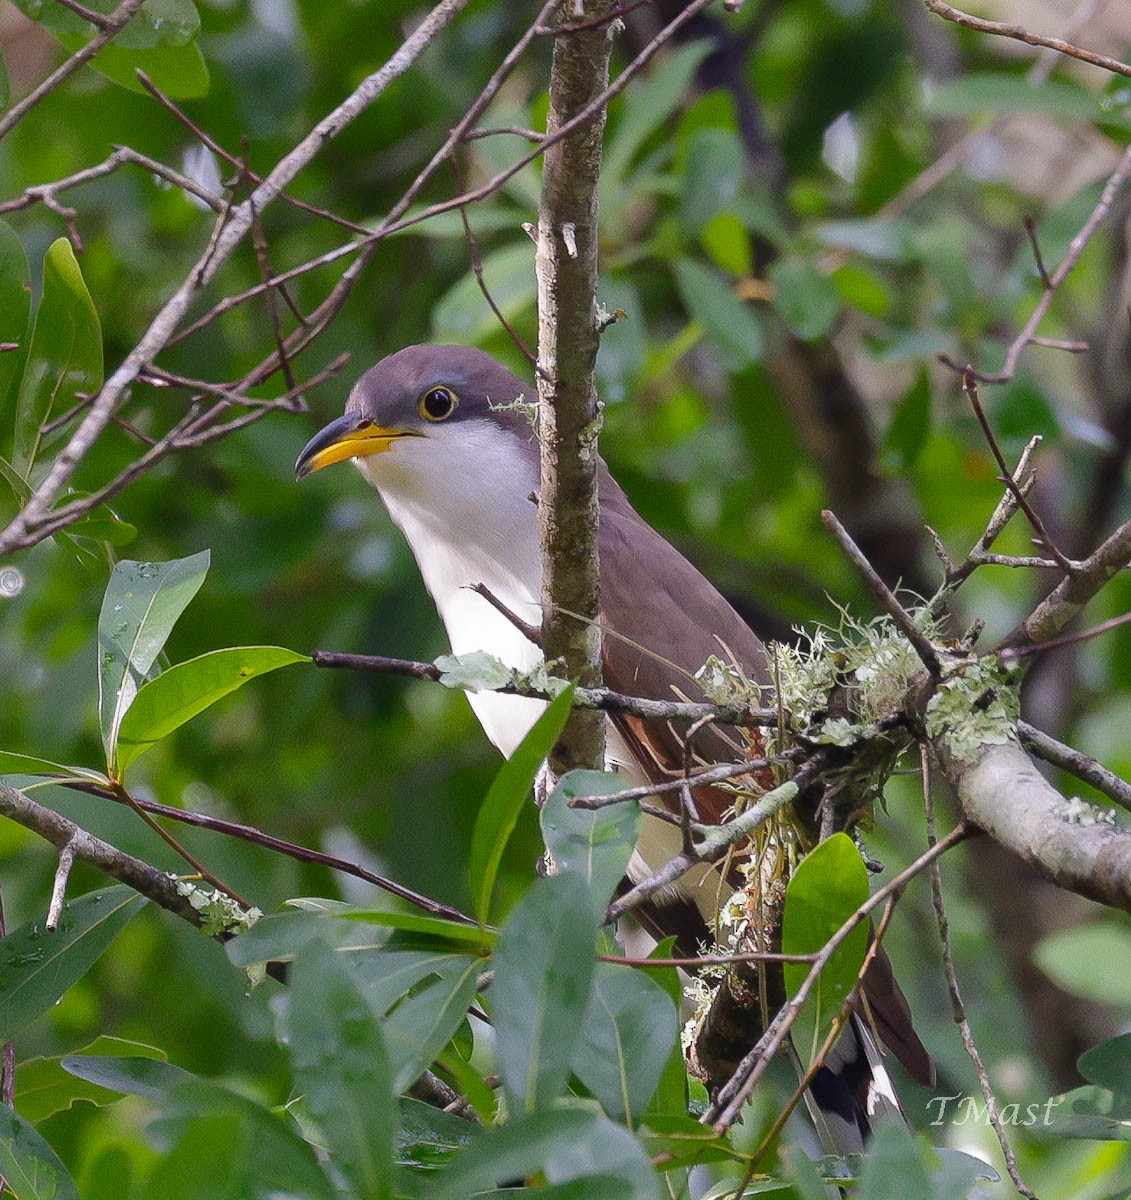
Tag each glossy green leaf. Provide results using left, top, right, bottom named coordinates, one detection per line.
left=638, top=1115, right=737, bottom=1171
left=287, top=939, right=395, bottom=1200
left=17, top=1037, right=167, bottom=1122
left=11, top=0, right=199, bottom=46
left=13, top=238, right=102, bottom=478
left=0, top=1106, right=80, bottom=1200
left=570, top=963, right=678, bottom=1124
left=224, top=900, right=355, bottom=968
left=61, top=501, right=138, bottom=547
left=340, top=908, right=492, bottom=947
left=115, top=645, right=309, bottom=774
left=56, top=37, right=210, bottom=99
left=146, top=1081, right=335, bottom=1200
left=97, top=551, right=210, bottom=773
left=674, top=257, right=763, bottom=369
left=0, top=750, right=107, bottom=783
left=0, top=886, right=147, bottom=1042
left=541, top=769, right=639, bottom=910
left=468, top=686, right=574, bottom=925
left=492, top=870, right=597, bottom=1114
left=768, top=257, right=840, bottom=341
left=61, top=1054, right=198, bottom=1101
left=396, top=1097, right=478, bottom=1171
left=781, top=833, right=869, bottom=1067
left=419, top=1108, right=660, bottom=1200
left=0, top=221, right=30, bottom=422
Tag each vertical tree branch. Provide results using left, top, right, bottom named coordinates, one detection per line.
left=535, top=1, right=617, bottom=776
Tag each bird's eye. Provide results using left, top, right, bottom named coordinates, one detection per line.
left=419, top=385, right=459, bottom=422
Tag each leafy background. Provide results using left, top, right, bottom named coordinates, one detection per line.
left=1, top=0, right=1131, bottom=1195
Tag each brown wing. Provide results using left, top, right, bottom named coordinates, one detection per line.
left=595, top=464, right=934, bottom=1087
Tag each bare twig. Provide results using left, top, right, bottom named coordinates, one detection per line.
left=1000, top=608, right=1131, bottom=660
left=311, top=649, right=777, bottom=725
left=936, top=140, right=1131, bottom=384
left=468, top=583, right=542, bottom=646
left=0, top=0, right=147, bottom=142
left=821, top=509, right=943, bottom=674
left=925, top=0, right=1131, bottom=78
left=0, top=784, right=204, bottom=928
left=922, top=747, right=1037, bottom=1199
left=0, top=0, right=472, bottom=558
left=960, top=369, right=1076, bottom=573
left=568, top=755, right=785, bottom=808
left=1018, top=722, right=1131, bottom=813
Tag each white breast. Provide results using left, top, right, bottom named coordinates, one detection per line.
left=357, top=423, right=725, bottom=923
left=356, top=421, right=547, bottom=756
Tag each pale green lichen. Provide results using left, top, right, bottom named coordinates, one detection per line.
left=1059, top=796, right=1118, bottom=826
left=174, top=878, right=263, bottom=937
left=924, top=656, right=1020, bottom=764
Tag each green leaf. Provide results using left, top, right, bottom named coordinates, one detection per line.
left=381, top=954, right=482, bottom=1093
left=419, top=1108, right=661, bottom=1200
left=0, top=886, right=147, bottom=1042
left=571, top=963, right=678, bottom=1124
left=145, top=1081, right=336, bottom=1200
left=56, top=37, right=210, bottom=99
left=680, top=127, right=746, bottom=236
left=97, top=551, right=210, bottom=775
left=674, top=257, right=763, bottom=369
left=0, top=1106, right=80, bottom=1200
left=340, top=909, right=492, bottom=947
left=638, top=1115, right=737, bottom=1171
left=396, top=1097, right=478, bottom=1170
left=10, top=0, right=200, bottom=47
left=1033, top=922, right=1131, bottom=1005
left=0, top=750, right=107, bottom=783
left=60, top=501, right=138, bottom=547
left=61, top=1054, right=198, bottom=1101
left=468, top=686, right=574, bottom=925
left=115, top=645, right=309, bottom=775
left=1079, top=1033, right=1131, bottom=1097
left=881, top=369, right=932, bottom=473
left=287, top=939, right=396, bottom=1200
left=491, top=871, right=598, bottom=1114
left=13, top=238, right=102, bottom=477
left=768, top=257, right=840, bottom=341
left=17, top=1037, right=167, bottom=1122
left=781, top=833, right=869, bottom=1067
left=924, top=73, right=1108, bottom=122
left=0, top=221, right=31, bottom=424
left=541, top=769, right=639, bottom=910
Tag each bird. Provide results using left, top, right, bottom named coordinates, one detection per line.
left=295, top=342, right=933, bottom=1150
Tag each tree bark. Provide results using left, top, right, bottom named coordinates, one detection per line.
left=535, top=0, right=617, bottom=777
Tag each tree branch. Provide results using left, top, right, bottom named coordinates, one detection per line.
left=535, top=0, right=619, bottom=776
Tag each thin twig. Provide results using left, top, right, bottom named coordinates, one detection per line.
left=312, top=649, right=777, bottom=726
left=925, top=0, right=1131, bottom=78
left=60, top=779, right=479, bottom=925
left=568, top=756, right=785, bottom=808
left=1000, top=608, right=1131, bottom=660
left=960, top=370, right=1076, bottom=573
left=0, top=0, right=147, bottom=142
left=821, top=509, right=943, bottom=674
left=46, top=838, right=78, bottom=932
left=1018, top=722, right=1131, bottom=813
left=922, top=746, right=1038, bottom=1199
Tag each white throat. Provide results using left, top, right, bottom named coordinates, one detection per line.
left=355, top=420, right=546, bottom=755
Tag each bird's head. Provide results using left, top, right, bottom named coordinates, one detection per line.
left=295, top=344, right=536, bottom=481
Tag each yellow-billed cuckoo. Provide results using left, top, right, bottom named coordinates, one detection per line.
left=295, top=343, right=933, bottom=1149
